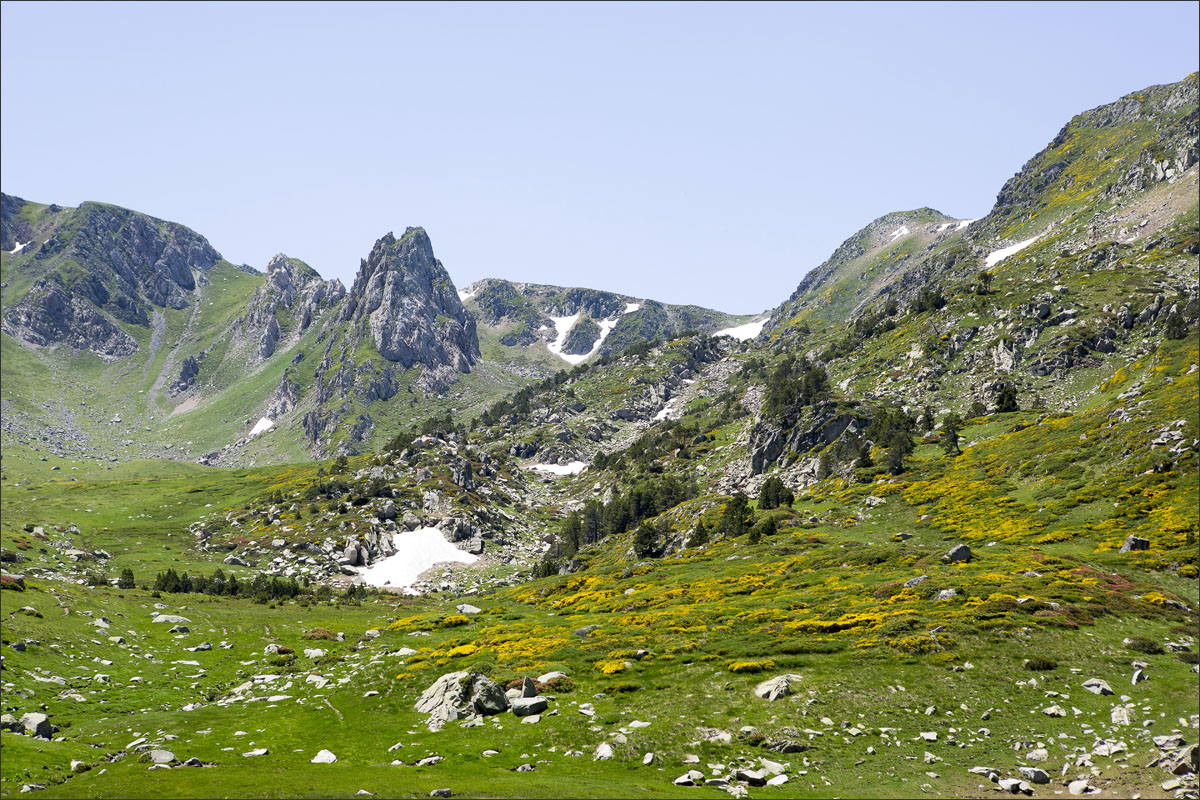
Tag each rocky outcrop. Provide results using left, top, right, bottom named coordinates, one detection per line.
left=2, top=279, right=138, bottom=359
left=240, top=254, right=345, bottom=361
left=560, top=315, right=601, bottom=355
left=343, top=229, right=479, bottom=372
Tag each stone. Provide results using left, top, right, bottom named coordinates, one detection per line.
left=311, top=750, right=337, bottom=763
left=754, top=673, right=802, bottom=701
left=968, top=766, right=1000, bottom=782
left=537, top=671, right=568, bottom=683
left=943, top=544, right=972, bottom=563
left=1018, top=766, right=1050, bottom=784
left=416, top=756, right=444, bottom=767
left=1131, top=669, right=1147, bottom=685
left=766, top=774, right=789, bottom=786
left=510, top=696, right=548, bottom=717
left=643, top=752, right=656, bottom=765
left=998, top=778, right=1031, bottom=794
left=520, top=677, right=538, bottom=697
left=416, top=672, right=508, bottom=729
left=1111, top=706, right=1131, bottom=725
left=734, top=768, right=768, bottom=786
left=594, top=742, right=613, bottom=761
left=147, top=750, right=176, bottom=765
left=19, top=712, right=56, bottom=739
left=903, top=575, right=929, bottom=588
left=1118, top=535, right=1150, bottom=553
left=242, top=748, right=269, bottom=757
left=1026, top=748, right=1048, bottom=762
left=936, top=589, right=957, bottom=601
left=70, top=760, right=90, bottom=773
left=152, top=614, right=191, bottom=624
left=1042, top=705, right=1067, bottom=717
left=430, top=790, right=452, bottom=798
left=456, top=604, right=481, bottom=614
left=1068, top=779, right=1090, bottom=795
left=520, top=714, right=540, bottom=725
left=1082, top=678, right=1113, bottom=695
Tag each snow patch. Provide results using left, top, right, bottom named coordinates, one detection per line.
left=933, top=222, right=954, bottom=233
left=456, top=284, right=478, bottom=302
left=985, top=234, right=1042, bottom=268
left=249, top=417, right=274, bottom=437
left=653, top=396, right=685, bottom=422
left=624, top=302, right=641, bottom=314
left=545, top=312, right=621, bottom=365
left=887, top=225, right=911, bottom=241
left=356, top=528, right=477, bottom=592
left=529, top=461, right=588, bottom=476
left=714, top=317, right=768, bottom=341
left=955, top=218, right=980, bottom=231
left=8, top=240, right=30, bottom=254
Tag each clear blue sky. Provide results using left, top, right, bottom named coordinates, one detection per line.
left=3, top=1, right=1197, bottom=314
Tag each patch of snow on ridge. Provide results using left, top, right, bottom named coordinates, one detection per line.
left=887, top=225, right=911, bottom=241
left=624, top=302, right=641, bottom=314
left=714, top=318, right=768, bottom=341
left=249, top=417, right=274, bottom=436
left=956, top=218, right=980, bottom=231
left=529, top=461, right=588, bottom=476
left=654, top=395, right=684, bottom=422
left=545, top=313, right=621, bottom=365
left=985, top=234, right=1042, bottom=268
left=9, top=240, right=30, bottom=254
left=457, top=284, right=479, bottom=302
left=356, top=528, right=477, bottom=592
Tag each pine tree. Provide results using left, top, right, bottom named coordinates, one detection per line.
left=996, top=383, right=1020, bottom=413
left=941, top=412, right=962, bottom=456
left=1165, top=312, right=1188, bottom=340
left=117, top=567, right=135, bottom=590
left=719, top=493, right=753, bottom=537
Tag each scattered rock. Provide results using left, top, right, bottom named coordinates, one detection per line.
left=754, top=673, right=802, bottom=701
left=594, top=743, right=613, bottom=761
left=311, top=750, right=337, bottom=763
left=943, top=544, right=972, bottom=563
left=1082, top=678, right=1113, bottom=695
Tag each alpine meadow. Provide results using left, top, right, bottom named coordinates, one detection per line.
left=0, top=8, right=1197, bottom=800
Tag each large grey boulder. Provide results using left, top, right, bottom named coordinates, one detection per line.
left=943, top=544, right=972, bottom=563
left=1119, top=535, right=1150, bottom=553
left=510, top=696, right=548, bottom=717
left=415, top=672, right=508, bottom=730
left=754, top=673, right=802, bottom=701
left=152, top=614, right=190, bottom=624
left=19, top=712, right=56, bottom=739
left=146, top=750, right=176, bottom=765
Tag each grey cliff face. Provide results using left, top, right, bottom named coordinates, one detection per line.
left=1, top=279, right=138, bottom=360
left=242, top=253, right=346, bottom=360
left=346, top=228, right=479, bottom=372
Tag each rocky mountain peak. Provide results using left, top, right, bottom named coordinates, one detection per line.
left=346, top=228, right=479, bottom=372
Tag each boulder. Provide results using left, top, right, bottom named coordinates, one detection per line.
left=1018, top=766, right=1050, bottom=784
left=510, top=696, right=548, bottom=717
left=152, top=614, right=191, bottom=624
left=415, top=672, right=507, bottom=729
left=19, top=712, right=56, bottom=739
left=1082, top=678, right=1113, bottom=695
left=754, top=673, right=802, bottom=701
left=1119, top=535, right=1150, bottom=553
left=311, top=750, right=337, bottom=763
left=146, top=750, right=176, bottom=765
left=943, top=544, right=972, bottom=563
left=520, top=677, right=538, bottom=698
left=594, top=742, right=613, bottom=761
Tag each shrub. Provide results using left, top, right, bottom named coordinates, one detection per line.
left=266, top=653, right=296, bottom=667
left=727, top=659, right=775, bottom=674
left=438, top=615, right=470, bottom=628
left=1125, top=637, right=1165, bottom=655
left=542, top=675, right=577, bottom=693
left=889, top=635, right=942, bottom=654
left=0, top=575, right=25, bottom=591
left=302, top=628, right=338, bottom=640
left=1024, top=657, right=1058, bottom=671
left=1176, top=651, right=1199, bottom=665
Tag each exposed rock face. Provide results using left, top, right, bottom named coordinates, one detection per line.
left=2, top=280, right=138, bottom=359
left=3, top=200, right=219, bottom=357
left=1, top=193, right=33, bottom=251
left=560, top=315, right=602, bottom=355
left=344, top=229, right=479, bottom=372
left=241, top=253, right=345, bottom=361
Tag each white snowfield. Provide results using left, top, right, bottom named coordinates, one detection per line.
left=356, top=527, right=477, bottom=592
left=249, top=417, right=274, bottom=437
left=529, top=461, right=588, bottom=476
left=888, top=225, right=911, bottom=241
left=985, top=234, right=1042, bottom=268
left=456, top=285, right=478, bottom=302
left=653, top=395, right=684, bottom=422
left=624, top=302, right=641, bottom=314
left=545, top=309, right=628, bottom=365
left=714, top=317, right=768, bottom=341
left=956, top=218, right=980, bottom=231
left=9, top=240, right=30, bottom=254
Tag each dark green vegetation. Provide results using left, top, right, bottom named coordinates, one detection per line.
left=1, top=76, right=1198, bottom=799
